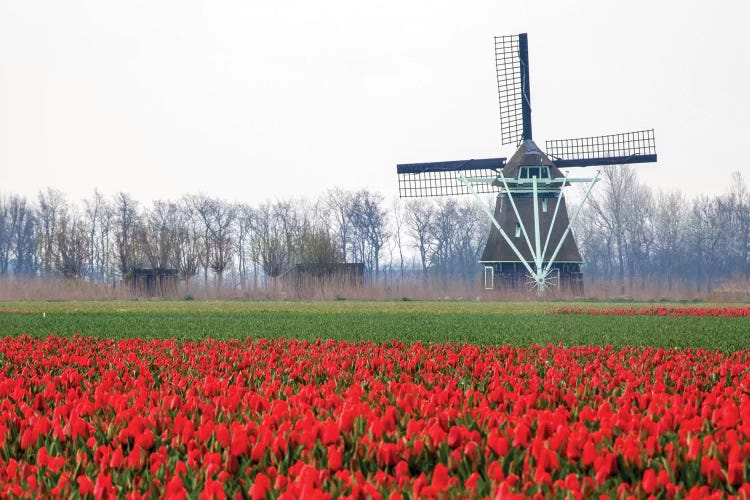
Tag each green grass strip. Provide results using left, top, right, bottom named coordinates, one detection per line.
left=0, top=301, right=748, bottom=351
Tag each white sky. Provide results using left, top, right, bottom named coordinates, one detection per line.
left=1, top=0, right=749, bottom=205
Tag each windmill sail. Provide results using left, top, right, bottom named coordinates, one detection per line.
left=545, top=129, right=657, bottom=168
left=495, top=33, right=531, bottom=146
left=397, top=158, right=505, bottom=198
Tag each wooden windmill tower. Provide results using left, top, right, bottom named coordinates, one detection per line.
left=396, top=33, right=657, bottom=294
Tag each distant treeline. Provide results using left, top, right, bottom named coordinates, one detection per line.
left=578, top=168, right=749, bottom=293
left=0, top=167, right=747, bottom=294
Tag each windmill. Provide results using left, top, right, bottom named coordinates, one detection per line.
left=396, top=33, right=657, bottom=295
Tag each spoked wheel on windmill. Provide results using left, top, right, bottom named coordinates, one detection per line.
left=396, top=33, right=657, bottom=296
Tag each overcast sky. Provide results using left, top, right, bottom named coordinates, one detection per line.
left=1, top=0, right=748, bottom=205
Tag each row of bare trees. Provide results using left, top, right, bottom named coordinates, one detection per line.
left=576, top=168, right=750, bottom=292
left=0, top=188, right=489, bottom=290
left=1, top=169, right=747, bottom=293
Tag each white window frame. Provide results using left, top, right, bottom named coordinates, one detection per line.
left=484, top=266, right=494, bottom=290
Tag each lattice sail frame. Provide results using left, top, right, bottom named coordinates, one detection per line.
left=545, top=129, right=656, bottom=167
left=495, top=35, right=525, bottom=146
left=397, top=158, right=505, bottom=198
left=398, top=169, right=499, bottom=197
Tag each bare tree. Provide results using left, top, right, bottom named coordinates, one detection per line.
left=431, top=199, right=460, bottom=284
left=83, top=190, right=113, bottom=281
left=206, top=199, right=236, bottom=289
left=141, top=200, right=179, bottom=270
left=623, top=182, right=655, bottom=289
left=453, top=200, right=486, bottom=282
left=173, top=200, right=203, bottom=288
left=391, top=198, right=406, bottom=286
left=0, top=196, right=37, bottom=276
left=272, top=200, right=306, bottom=265
left=113, top=192, right=141, bottom=280
left=234, top=203, right=255, bottom=291
left=37, top=189, right=66, bottom=277
left=688, top=196, right=729, bottom=292
left=653, top=190, right=686, bottom=290
left=404, top=199, right=436, bottom=279
left=254, top=202, right=290, bottom=285
left=727, top=172, right=750, bottom=277
left=185, top=196, right=236, bottom=288
left=349, top=190, right=389, bottom=282
left=324, top=188, right=354, bottom=262
left=588, top=166, right=637, bottom=286
left=575, top=201, right=610, bottom=283
left=53, top=205, right=88, bottom=279
left=0, top=197, right=9, bottom=275
left=185, top=195, right=213, bottom=287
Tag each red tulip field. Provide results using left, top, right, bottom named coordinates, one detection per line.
left=0, top=300, right=749, bottom=498
left=554, top=306, right=750, bottom=318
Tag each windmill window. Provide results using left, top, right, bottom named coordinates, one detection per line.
left=520, top=166, right=549, bottom=180
left=514, top=222, right=521, bottom=238
left=542, top=198, right=548, bottom=212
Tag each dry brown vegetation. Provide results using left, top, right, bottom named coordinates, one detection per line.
left=1, top=276, right=748, bottom=302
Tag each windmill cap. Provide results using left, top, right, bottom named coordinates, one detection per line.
left=501, top=139, right=563, bottom=179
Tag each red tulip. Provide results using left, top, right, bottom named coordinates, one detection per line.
left=248, top=473, right=270, bottom=500
left=321, top=420, right=339, bottom=446
left=642, top=468, right=657, bottom=495
left=166, top=475, right=188, bottom=500
left=77, top=475, right=94, bottom=496
left=327, top=445, right=342, bottom=471
left=230, top=431, right=248, bottom=457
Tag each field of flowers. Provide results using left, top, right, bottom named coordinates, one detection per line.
left=554, top=306, right=750, bottom=317
left=2, top=333, right=750, bottom=498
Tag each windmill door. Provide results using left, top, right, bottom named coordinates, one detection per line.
left=484, top=266, right=494, bottom=290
